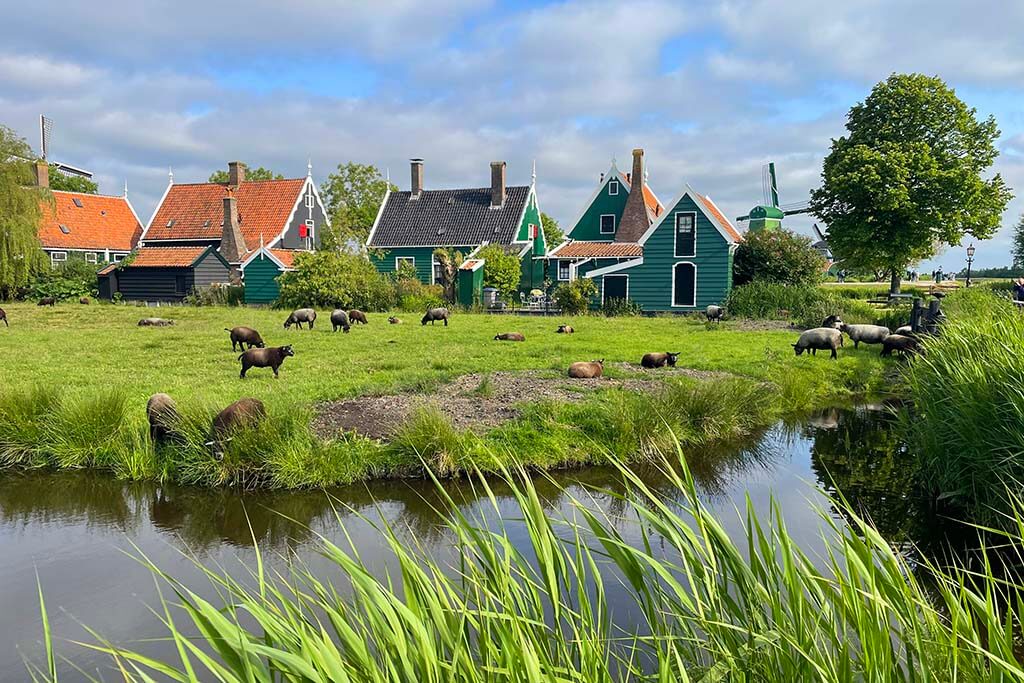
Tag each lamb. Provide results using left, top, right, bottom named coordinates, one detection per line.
left=422, top=307, right=450, bottom=326
left=37, top=297, right=56, bottom=306
left=494, top=332, right=525, bottom=341
left=348, top=309, right=368, bottom=325
left=225, top=326, right=265, bottom=351
left=211, top=397, right=267, bottom=441
left=138, top=317, right=174, bottom=327
left=284, top=308, right=316, bottom=329
left=146, top=393, right=180, bottom=445
left=568, top=359, right=604, bottom=378
left=705, top=305, right=724, bottom=323
left=880, top=334, right=921, bottom=358
left=388, top=316, right=403, bottom=324
left=239, top=345, right=294, bottom=378
left=0, top=307, right=6, bottom=327
left=792, top=327, right=844, bottom=359
left=821, top=314, right=844, bottom=329
left=330, top=309, right=351, bottom=333
left=641, top=352, right=680, bottom=368
left=839, top=323, right=891, bottom=349
left=556, top=324, right=574, bottom=334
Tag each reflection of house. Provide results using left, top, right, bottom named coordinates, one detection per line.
left=547, top=149, right=742, bottom=311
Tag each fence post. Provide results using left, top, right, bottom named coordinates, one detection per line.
left=910, top=298, right=922, bottom=333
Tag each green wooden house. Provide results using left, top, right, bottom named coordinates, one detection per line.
left=240, top=246, right=300, bottom=304
left=547, top=149, right=743, bottom=311
left=366, top=159, right=546, bottom=293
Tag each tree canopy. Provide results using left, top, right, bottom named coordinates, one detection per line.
left=320, top=162, right=395, bottom=248
left=541, top=212, right=565, bottom=249
left=810, top=73, right=1012, bottom=293
left=0, top=126, right=47, bottom=299
left=1012, top=214, right=1024, bottom=269
left=208, top=165, right=283, bottom=183
left=477, top=244, right=522, bottom=300
left=733, top=229, right=827, bottom=287
left=48, top=167, right=99, bottom=194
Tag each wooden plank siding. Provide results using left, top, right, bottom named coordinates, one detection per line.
left=243, top=258, right=286, bottom=304
left=192, top=251, right=233, bottom=287
left=566, top=177, right=628, bottom=242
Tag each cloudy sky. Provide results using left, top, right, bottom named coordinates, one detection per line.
left=2, top=0, right=1022, bottom=270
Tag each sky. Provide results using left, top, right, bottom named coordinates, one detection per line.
left=2, top=0, right=1022, bottom=271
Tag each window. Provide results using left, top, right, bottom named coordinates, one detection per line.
left=174, top=274, right=186, bottom=296
left=166, top=219, right=175, bottom=228
left=301, top=219, right=314, bottom=245
left=674, top=212, right=696, bottom=257
left=395, top=256, right=415, bottom=273
left=72, top=197, right=83, bottom=208
left=672, top=263, right=697, bottom=307
left=58, top=224, right=70, bottom=234
left=85, top=252, right=98, bottom=264
left=599, top=214, right=616, bottom=235
left=112, top=253, right=126, bottom=262
left=557, top=260, right=571, bottom=281
left=50, top=251, right=67, bottom=268
left=305, top=192, right=314, bottom=208
left=608, top=180, right=619, bottom=195
left=432, top=258, right=444, bottom=285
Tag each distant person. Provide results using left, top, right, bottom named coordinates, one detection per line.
left=1013, top=278, right=1024, bottom=302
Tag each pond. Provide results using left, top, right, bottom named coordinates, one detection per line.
left=0, top=404, right=930, bottom=680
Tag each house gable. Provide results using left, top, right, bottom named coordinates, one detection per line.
left=565, top=163, right=629, bottom=242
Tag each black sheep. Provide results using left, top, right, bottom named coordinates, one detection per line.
left=146, top=393, right=180, bottom=445
left=0, top=307, right=6, bottom=328
left=348, top=309, right=368, bottom=325
left=422, top=307, right=450, bottom=326
left=331, top=309, right=351, bottom=332
left=37, top=297, right=56, bottom=306
left=225, top=326, right=266, bottom=351
left=211, top=398, right=267, bottom=440
left=239, top=345, right=294, bottom=378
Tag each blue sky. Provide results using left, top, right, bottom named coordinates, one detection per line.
left=2, top=0, right=1022, bottom=270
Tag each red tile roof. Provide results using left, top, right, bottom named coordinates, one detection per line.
left=268, top=249, right=299, bottom=268
left=127, top=246, right=210, bottom=268
left=38, top=191, right=142, bottom=251
left=144, top=179, right=306, bottom=250
left=553, top=241, right=643, bottom=258
left=695, top=194, right=743, bottom=243
left=97, top=263, right=117, bottom=276
left=619, top=173, right=664, bottom=220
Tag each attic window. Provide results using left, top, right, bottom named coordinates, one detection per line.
left=608, top=180, right=619, bottom=195
left=203, top=220, right=210, bottom=228
left=166, top=219, right=175, bottom=228
left=72, top=198, right=83, bottom=208
left=437, top=227, right=447, bottom=236
left=493, top=226, right=501, bottom=234
left=59, top=224, right=70, bottom=234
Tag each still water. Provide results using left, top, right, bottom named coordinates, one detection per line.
left=0, top=405, right=917, bottom=681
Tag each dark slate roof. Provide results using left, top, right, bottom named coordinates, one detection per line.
left=368, top=186, right=530, bottom=247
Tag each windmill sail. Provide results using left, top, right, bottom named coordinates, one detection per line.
left=39, top=115, right=53, bottom=160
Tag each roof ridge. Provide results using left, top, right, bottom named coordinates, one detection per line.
left=169, top=178, right=304, bottom=188
left=51, top=190, right=131, bottom=200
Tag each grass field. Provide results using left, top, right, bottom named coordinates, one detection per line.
left=0, top=302, right=890, bottom=486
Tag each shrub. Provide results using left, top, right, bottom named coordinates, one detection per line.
left=724, top=282, right=879, bottom=328
left=184, top=283, right=245, bottom=307
left=394, top=277, right=444, bottom=312
left=552, top=278, right=597, bottom=315
left=601, top=296, right=642, bottom=317
left=477, top=244, right=521, bottom=301
left=733, top=229, right=827, bottom=287
left=25, top=259, right=100, bottom=301
left=277, top=251, right=395, bottom=311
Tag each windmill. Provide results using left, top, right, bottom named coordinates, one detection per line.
left=37, top=114, right=93, bottom=179
left=736, top=162, right=811, bottom=232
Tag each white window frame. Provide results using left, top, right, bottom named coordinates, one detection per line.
left=674, top=211, right=697, bottom=258
left=431, top=257, right=444, bottom=285
left=599, top=214, right=616, bottom=235
left=608, top=180, right=619, bottom=196
left=601, top=274, right=629, bottom=305
left=50, top=251, right=67, bottom=268
left=671, top=262, right=697, bottom=308
left=112, top=253, right=126, bottom=262
left=305, top=192, right=314, bottom=209
left=557, top=260, right=570, bottom=281
left=395, top=256, right=415, bottom=273
left=85, top=252, right=98, bottom=264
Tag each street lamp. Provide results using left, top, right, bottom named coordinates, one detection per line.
left=965, top=244, right=976, bottom=287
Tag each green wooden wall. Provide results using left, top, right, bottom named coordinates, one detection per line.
left=243, top=257, right=285, bottom=304
left=566, top=177, right=628, bottom=242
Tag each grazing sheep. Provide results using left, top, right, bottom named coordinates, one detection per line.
left=894, top=325, right=913, bottom=336
left=556, top=324, right=574, bottom=334
left=0, top=307, right=6, bottom=328
left=705, top=305, right=725, bottom=323
left=821, top=314, right=844, bottom=329
left=839, top=323, right=891, bottom=349
left=330, top=309, right=351, bottom=333
left=146, top=393, right=180, bottom=445
left=641, top=352, right=681, bottom=368
left=37, top=297, right=56, bottom=307
left=880, top=334, right=921, bottom=358
left=422, top=307, right=450, bottom=326
left=225, top=326, right=265, bottom=351
left=494, top=332, right=525, bottom=341
left=138, top=317, right=175, bottom=327
left=388, top=316, right=403, bottom=324
left=793, top=327, right=844, bottom=359
left=283, top=308, right=316, bottom=329
left=211, top=398, right=267, bottom=441
left=239, top=345, right=294, bottom=379
left=348, top=309, right=368, bottom=325
left=79, top=297, right=90, bottom=305
left=568, top=359, right=604, bottom=378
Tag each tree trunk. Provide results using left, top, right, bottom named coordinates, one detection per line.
left=889, top=269, right=901, bottom=296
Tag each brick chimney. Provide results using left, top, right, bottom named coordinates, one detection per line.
left=32, top=161, right=49, bottom=188
left=220, top=194, right=248, bottom=264
left=228, top=161, right=246, bottom=188
left=615, top=148, right=649, bottom=243
left=410, top=158, right=423, bottom=197
left=490, top=161, right=506, bottom=208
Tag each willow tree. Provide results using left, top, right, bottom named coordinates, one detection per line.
left=0, top=126, right=46, bottom=299
left=811, top=74, right=1012, bottom=294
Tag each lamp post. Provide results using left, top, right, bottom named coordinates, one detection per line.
left=965, top=244, right=976, bottom=287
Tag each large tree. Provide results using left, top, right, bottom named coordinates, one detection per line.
left=540, top=212, right=565, bottom=248
left=48, top=166, right=99, bottom=194
left=1012, top=213, right=1024, bottom=268
left=0, top=126, right=47, bottom=299
left=320, top=162, right=395, bottom=248
left=208, top=164, right=283, bottom=183
left=810, top=73, right=1012, bottom=294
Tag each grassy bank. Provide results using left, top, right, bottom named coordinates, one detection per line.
left=0, top=303, right=890, bottom=487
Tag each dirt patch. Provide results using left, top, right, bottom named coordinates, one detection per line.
left=610, top=362, right=733, bottom=382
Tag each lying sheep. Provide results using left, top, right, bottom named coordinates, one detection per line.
left=284, top=308, right=316, bottom=329
left=0, top=307, right=6, bottom=328
left=79, top=297, right=90, bottom=305
left=568, top=359, right=604, bottom=378
left=705, top=305, right=724, bottom=323
left=556, top=324, right=574, bottom=334
left=388, top=316, right=403, bottom=324
left=641, top=352, right=680, bottom=368
left=37, top=297, right=56, bottom=307
left=839, top=323, right=891, bottom=349
left=822, top=314, right=843, bottom=329
left=331, top=309, right=351, bottom=333
left=211, top=397, right=267, bottom=441
left=239, top=345, right=294, bottom=379
left=138, top=317, right=174, bottom=327
left=422, top=307, right=450, bottom=326
left=225, top=326, right=265, bottom=351
left=348, top=309, right=368, bottom=325
left=793, top=327, right=844, bottom=359
left=494, top=332, right=525, bottom=341
left=880, top=334, right=920, bottom=357
left=146, top=393, right=180, bottom=445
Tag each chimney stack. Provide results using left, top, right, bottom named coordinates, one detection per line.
left=220, top=194, right=247, bottom=264
left=228, top=161, right=246, bottom=188
left=615, top=148, right=650, bottom=243
left=410, top=159, right=424, bottom=197
left=490, top=161, right=506, bottom=208
left=32, top=161, right=49, bottom=188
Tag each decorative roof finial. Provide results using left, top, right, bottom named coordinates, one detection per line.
left=611, top=155, right=616, bottom=166
left=644, top=165, right=649, bottom=183
left=123, top=179, right=128, bottom=197
left=386, top=167, right=390, bottom=183
left=531, top=159, right=537, bottom=185
left=168, top=167, right=174, bottom=185
left=307, top=158, right=312, bottom=177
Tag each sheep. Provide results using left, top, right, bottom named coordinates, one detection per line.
left=146, top=393, right=180, bottom=445
left=880, top=334, right=921, bottom=357
left=821, top=314, right=844, bottom=329
left=568, top=359, right=604, bottom=378
left=0, top=307, right=6, bottom=328
left=556, top=325, right=574, bottom=334
left=422, top=307, right=450, bottom=326
left=239, top=345, right=294, bottom=379
left=37, top=297, right=56, bottom=307
left=330, top=309, right=351, bottom=333
left=79, top=297, right=90, bottom=305
left=138, top=317, right=175, bottom=327
left=494, top=332, right=525, bottom=341
left=793, top=327, right=844, bottom=359
left=388, top=316, right=403, bottom=324
left=839, top=323, right=891, bottom=349
left=894, top=325, right=913, bottom=336
left=641, top=352, right=681, bottom=368
left=284, top=308, right=316, bottom=329
left=211, top=397, right=267, bottom=441
left=705, top=305, right=725, bottom=323
left=348, top=309, right=368, bottom=325
left=225, top=326, right=265, bottom=351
